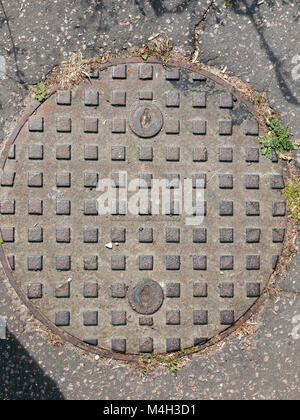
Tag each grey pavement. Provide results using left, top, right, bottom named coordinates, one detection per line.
left=0, top=0, right=299, bottom=400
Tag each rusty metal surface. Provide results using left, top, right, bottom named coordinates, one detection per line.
left=0, top=58, right=287, bottom=357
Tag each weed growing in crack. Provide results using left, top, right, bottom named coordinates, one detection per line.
left=260, top=118, right=296, bottom=160
left=33, top=83, right=49, bottom=102
left=282, top=177, right=300, bottom=222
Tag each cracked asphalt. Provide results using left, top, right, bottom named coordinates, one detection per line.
left=0, top=0, right=299, bottom=400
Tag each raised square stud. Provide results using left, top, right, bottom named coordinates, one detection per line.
left=220, top=201, right=233, bottom=216
left=193, top=228, right=207, bottom=243
left=55, top=283, right=70, bottom=298
left=139, top=174, right=153, bottom=189
left=272, top=202, right=286, bottom=217
left=220, top=256, right=234, bottom=270
left=272, top=228, right=286, bottom=243
left=28, top=256, right=43, bottom=271
left=220, top=310, right=234, bottom=325
left=28, top=200, right=43, bottom=215
left=247, top=283, right=261, bottom=298
left=246, top=201, right=260, bottom=216
left=219, top=283, right=234, bottom=298
left=111, top=338, right=126, bottom=353
left=1, top=231, right=12, bottom=247
left=139, top=91, right=153, bottom=100
left=112, top=91, right=126, bottom=106
left=139, top=317, right=153, bottom=326
left=56, top=228, right=70, bottom=243
left=139, top=64, right=153, bottom=79
left=220, top=93, right=233, bottom=108
left=55, top=312, right=70, bottom=326
left=193, top=256, right=207, bottom=270
left=164, top=174, right=180, bottom=189
left=28, top=227, right=43, bottom=243
left=112, top=118, right=126, bottom=133
left=220, top=228, right=233, bottom=243
left=83, top=311, right=98, bottom=326
left=165, top=200, right=180, bottom=216
left=166, top=68, right=180, bottom=80
left=0, top=200, right=15, bottom=214
left=193, top=283, right=208, bottom=297
left=193, top=92, right=206, bottom=108
left=139, top=255, right=153, bottom=270
left=139, top=146, right=153, bottom=161
left=27, top=283, right=43, bottom=299
left=166, top=147, right=180, bottom=161
left=166, top=92, right=180, bottom=107
left=219, top=148, right=233, bottom=162
left=83, top=256, right=98, bottom=271
left=139, top=338, right=153, bottom=353
left=56, top=256, right=71, bottom=271
left=246, top=255, right=260, bottom=270
left=193, top=120, right=207, bottom=135
left=28, top=172, right=43, bottom=187
left=29, top=144, right=43, bottom=160
left=166, top=228, right=180, bottom=243
left=219, top=121, right=232, bottom=135
left=84, top=200, right=98, bottom=215
left=139, top=228, right=153, bottom=243
left=84, top=90, right=99, bottom=106
left=112, top=311, right=126, bottom=326
left=166, top=119, right=180, bottom=134
left=111, top=228, right=126, bottom=243
left=193, top=310, right=208, bottom=325
left=192, top=174, right=206, bottom=189
left=246, top=148, right=259, bottom=162
left=111, top=255, right=126, bottom=271
left=84, top=117, right=98, bottom=133
left=83, top=282, right=98, bottom=298
left=57, top=90, right=71, bottom=105
left=193, top=201, right=207, bottom=216
left=111, top=200, right=127, bottom=215
left=246, top=228, right=261, bottom=243
left=56, top=144, right=71, bottom=160
left=1, top=171, right=15, bottom=186
left=112, top=172, right=126, bottom=188
left=193, top=147, right=207, bottom=162
left=219, top=174, right=233, bottom=189
left=166, top=283, right=180, bottom=298
left=112, top=64, right=127, bottom=79
left=246, top=120, right=259, bottom=135
left=166, top=338, right=181, bottom=352
left=111, top=283, right=126, bottom=298
left=166, top=255, right=180, bottom=270
left=83, top=228, right=98, bottom=243
left=56, top=200, right=71, bottom=215
left=57, top=117, right=71, bottom=132
left=84, top=145, right=98, bottom=160
left=166, top=310, right=180, bottom=325
left=193, top=73, right=206, bottom=81
left=246, top=175, right=260, bottom=189
left=56, top=173, right=71, bottom=187
left=28, top=116, right=43, bottom=132
left=84, top=173, right=99, bottom=188
left=271, top=175, right=285, bottom=189
left=111, top=146, right=126, bottom=161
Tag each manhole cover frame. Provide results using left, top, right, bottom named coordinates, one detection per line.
left=0, top=56, right=287, bottom=362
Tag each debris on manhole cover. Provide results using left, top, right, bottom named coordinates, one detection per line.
left=0, top=58, right=287, bottom=358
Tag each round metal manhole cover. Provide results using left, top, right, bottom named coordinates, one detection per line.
left=0, top=58, right=287, bottom=357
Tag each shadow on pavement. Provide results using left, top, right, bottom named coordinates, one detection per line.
left=0, top=330, right=64, bottom=400
left=231, top=0, right=300, bottom=106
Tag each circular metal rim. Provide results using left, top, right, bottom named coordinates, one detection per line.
left=0, top=56, right=285, bottom=362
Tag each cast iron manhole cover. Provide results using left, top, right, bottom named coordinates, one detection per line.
left=0, top=58, right=287, bottom=358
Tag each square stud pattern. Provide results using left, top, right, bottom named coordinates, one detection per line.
left=112, top=339, right=126, bottom=353
left=28, top=283, right=43, bottom=299
left=112, top=118, right=126, bottom=133
left=55, top=312, right=70, bottom=326
left=112, top=311, right=127, bottom=326
left=56, top=173, right=71, bottom=187
left=84, top=90, right=99, bottom=106
left=83, top=311, right=98, bottom=326
left=220, top=228, right=233, bottom=243
left=56, top=228, right=71, bottom=243
left=193, top=283, right=208, bottom=297
left=111, top=283, right=126, bottom=298
left=111, top=146, right=126, bottom=161
left=57, top=90, right=71, bottom=105
left=57, top=117, right=71, bottom=133
left=220, top=256, right=234, bottom=270
left=166, top=255, right=180, bottom=270
left=193, top=92, right=206, bottom=108
left=193, top=256, right=207, bottom=270
left=220, top=310, right=234, bottom=325
left=139, top=228, right=153, bottom=243
left=56, top=256, right=71, bottom=271
left=112, top=91, right=126, bottom=106
left=0, top=200, right=15, bottom=215
left=166, top=92, right=180, bottom=107
left=111, top=255, right=126, bottom=270
left=193, top=120, right=207, bottom=135
left=219, top=148, right=233, bottom=162
left=219, top=283, right=234, bottom=298
left=139, top=255, right=153, bottom=270
left=84, top=117, right=98, bottom=133
left=246, top=175, right=260, bottom=189
left=84, top=256, right=98, bottom=271
left=166, top=283, right=180, bottom=298
left=166, top=338, right=181, bottom=352
left=139, top=338, right=153, bottom=353
left=193, top=310, right=208, bottom=325
left=219, top=174, right=233, bottom=189
left=193, top=228, right=207, bottom=243
left=166, top=147, right=180, bottom=161
left=29, top=117, right=43, bottom=132
left=246, top=120, right=259, bottom=135
left=29, top=144, right=44, bottom=160
left=220, top=93, right=233, bottom=108
left=113, top=64, right=127, bottom=79
left=1, top=227, right=14, bottom=242
left=219, top=121, right=232, bottom=135
left=166, top=119, right=180, bottom=134
left=166, top=310, right=180, bottom=325
left=166, top=68, right=180, bottom=80
left=84, top=145, right=98, bottom=160
left=193, top=147, right=207, bottom=162
left=139, top=146, right=153, bottom=161
left=55, top=283, right=70, bottom=298
left=139, top=64, right=153, bottom=80
left=166, top=228, right=180, bottom=243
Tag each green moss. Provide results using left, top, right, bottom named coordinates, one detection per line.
left=282, top=177, right=300, bottom=222
left=260, top=118, right=296, bottom=160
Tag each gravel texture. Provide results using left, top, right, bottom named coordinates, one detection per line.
left=0, top=0, right=299, bottom=400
